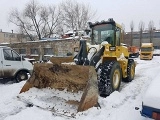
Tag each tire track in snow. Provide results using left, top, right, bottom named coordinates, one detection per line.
left=85, top=58, right=160, bottom=120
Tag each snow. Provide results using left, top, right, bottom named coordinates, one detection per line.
left=87, top=43, right=100, bottom=61
left=0, top=42, right=9, bottom=45
left=143, top=73, right=160, bottom=109
left=141, top=43, right=153, bottom=46
left=153, top=49, right=160, bottom=55
left=1, top=56, right=160, bottom=120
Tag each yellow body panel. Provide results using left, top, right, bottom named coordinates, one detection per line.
left=101, top=44, right=129, bottom=78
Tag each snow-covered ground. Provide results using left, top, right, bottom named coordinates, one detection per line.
left=1, top=56, right=160, bottom=120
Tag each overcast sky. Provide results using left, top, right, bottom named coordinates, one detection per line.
left=1, top=0, right=160, bottom=33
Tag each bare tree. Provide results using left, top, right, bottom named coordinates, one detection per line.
left=148, top=20, right=154, bottom=43
left=9, top=0, right=63, bottom=40
left=9, top=8, right=34, bottom=41
left=24, top=0, right=42, bottom=40
left=40, top=5, right=63, bottom=38
left=56, top=23, right=66, bottom=37
left=60, top=0, right=96, bottom=32
left=130, top=21, right=134, bottom=46
left=139, top=21, right=145, bottom=46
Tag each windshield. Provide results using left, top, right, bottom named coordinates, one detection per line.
left=92, top=24, right=114, bottom=44
left=141, top=47, right=152, bottom=51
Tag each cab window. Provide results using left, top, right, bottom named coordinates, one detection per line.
left=116, top=27, right=121, bottom=46
left=3, top=49, right=20, bottom=61
left=92, top=24, right=114, bottom=45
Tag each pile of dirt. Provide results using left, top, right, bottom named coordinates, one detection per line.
left=26, top=63, right=90, bottom=92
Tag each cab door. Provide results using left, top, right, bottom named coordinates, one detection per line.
left=2, top=48, right=23, bottom=78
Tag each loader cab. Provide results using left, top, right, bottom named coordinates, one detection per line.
left=89, top=18, right=121, bottom=46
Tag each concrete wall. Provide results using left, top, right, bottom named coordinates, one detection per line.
left=127, top=38, right=160, bottom=48
left=1, top=39, right=79, bottom=61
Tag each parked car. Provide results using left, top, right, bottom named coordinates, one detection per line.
left=141, top=74, right=160, bottom=120
left=0, top=46, right=33, bottom=83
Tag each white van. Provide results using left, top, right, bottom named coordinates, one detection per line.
left=0, top=46, right=33, bottom=82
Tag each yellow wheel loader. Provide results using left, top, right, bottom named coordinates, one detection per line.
left=74, top=18, right=136, bottom=97
left=19, top=18, right=136, bottom=113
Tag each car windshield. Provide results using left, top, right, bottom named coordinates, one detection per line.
left=92, top=24, right=114, bottom=44
left=141, top=47, right=152, bottom=51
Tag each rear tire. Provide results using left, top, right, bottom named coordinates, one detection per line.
left=123, top=59, right=135, bottom=82
left=16, top=71, right=28, bottom=83
left=98, top=61, right=122, bottom=97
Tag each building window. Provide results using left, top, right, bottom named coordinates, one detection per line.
left=11, top=34, right=16, bottom=38
left=31, top=48, right=39, bottom=55
left=19, top=49, right=26, bottom=55
left=4, top=33, right=9, bottom=38
left=44, top=48, right=53, bottom=55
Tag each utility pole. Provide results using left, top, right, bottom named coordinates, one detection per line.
left=10, top=30, right=13, bottom=45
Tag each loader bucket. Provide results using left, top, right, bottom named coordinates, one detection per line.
left=20, top=57, right=98, bottom=112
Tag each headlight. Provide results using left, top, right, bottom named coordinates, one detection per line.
left=109, top=46, right=116, bottom=51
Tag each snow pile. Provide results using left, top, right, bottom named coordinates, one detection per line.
left=142, top=73, right=160, bottom=108
left=153, top=49, right=160, bottom=55
left=18, top=88, right=83, bottom=115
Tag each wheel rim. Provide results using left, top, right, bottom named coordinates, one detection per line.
left=20, top=74, right=26, bottom=80
left=113, top=69, right=120, bottom=89
left=17, top=72, right=27, bottom=82
left=130, top=64, right=135, bottom=79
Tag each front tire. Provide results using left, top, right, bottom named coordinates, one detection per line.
left=123, top=59, right=135, bottom=82
left=15, top=71, right=28, bottom=82
left=98, top=61, right=122, bottom=97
